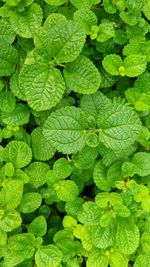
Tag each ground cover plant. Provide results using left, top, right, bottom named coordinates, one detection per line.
left=0, top=0, right=150, bottom=266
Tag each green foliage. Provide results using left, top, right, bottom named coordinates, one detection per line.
left=0, top=0, right=149, bottom=266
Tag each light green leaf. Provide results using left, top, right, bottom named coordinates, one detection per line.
left=143, top=0, right=150, bottom=20
left=10, top=3, right=43, bottom=38
left=0, top=18, right=16, bottom=44
left=53, top=158, right=72, bottom=179
left=74, top=8, right=98, bottom=34
left=43, top=107, right=87, bottom=154
left=1, top=103, right=30, bottom=126
left=123, top=55, right=147, bottom=77
left=95, top=192, right=109, bottom=208
left=0, top=179, right=23, bottom=209
left=35, top=14, right=85, bottom=63
left=4, top=140, right=32, bottom=168
left=64, top=55, right=101, bottom=94
left=134, top=254, right=150, bottom=267
left=54, top=180, right=79, bottom=202
left=0, top=230, right=7, bottom=246
left=97, top=103, right=142, bottom=150
left=92, top=223, right=116, bottom=248
left=93, top=161, right=111, bottom=191
left=28, top=216, right=47, bottom=237
left=116, top=218, right=140, bottom=255
left=3, top=233, right=36, bottom=267
left=19, top=192, right=42, bottom=213
left=141, top=196, right=150, bottom=212
left=35, top=245, right=62, bottom=267
left=19, top=65, right=66, bottom=111
left=97, top=22, right=115, bottom=42
left=87, top=249, right=108, bottom=267
left=114, top=204, right=131, bottom=217
left=78, top=202, right=101, bottom=225
left=109, top=251, right=128, bottom=267
left=0, top=209, right=22, bottom=232
left=102, top=54, right=122, bottom=76
left=132, top=152, right=150, bottom=176
left=24, top=162, right=49, bottom=188
left=31, top=127, right=55, bottom=161
left=0, top=90, right=16, bottom=113
left=72, top=146, right=98, bottom=169
left=0, top=44, right=19, bottom=77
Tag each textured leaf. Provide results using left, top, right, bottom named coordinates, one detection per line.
left=92, top=223, right=116, bottom=248
left=19, top=192, right=42, bottom=213
left=19, top=65, right=66, bottom=111
left=35, top=14, right=85, bottom=63
left=97, top=22, right=115, bottom=42
left=102, top=54, right=122, bottom=76
left=93, top=161, right=111, bottom=191
left=43, top=107, right=87, bottom=154
left=24, top=162, right=50, bottom=188
left=97, top=103, right=142, bottom=150
left=54, top=180, right=79, bottom=202
left=74, top=8, right=98, bottom=34
left=123, top=55, right=147, bottom=77
left=0, top=18, right=15, bottom=44
left=0, top=179, right=23, bottom=209
left=132, top=152, right=150, bottom=176
left=87, top=249, right=108, bottom=267
left=64, top=55, right=101, bottom=94
left=72, top=145, right=98, bottom=169
left=28, top=216, right=47, bottom=237
left=134, top=254, right=150, bottom=267
left=109, top=251, right=128, bottom=267
left=0, top=44, right=19, bottom=77
left=0, top=90, right=16, bottom=113
left=35, top=245, right=62, bottom=267
left=31, top=127, right=55, bottom=161
left=3, top=233, right=36, bottom=266
left=0, top=209, right=22, bottom=232
left=44, top=0, right=66, bottom=5
left=78, top=202, right=101, bottom=225
left=143, top=0, right=150, bottom=20
left=4, top=140, right=32, bottom=168
left=116, top=218, right=140, bottom=255
left=1, top=103, right=30, bottom=126
left=10, top=3, right=43, bottom=38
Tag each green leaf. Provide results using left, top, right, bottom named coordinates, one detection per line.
left=78, top=202, right=101, bottom=225
left=0, top=18, right=16, bottom=44
left=35, top=14, right=85, bottom=63
left=143, top=0, right=150, bottom=20
left=92, top=223, right=116, bottom=248
left=0, top=90, right=16, bottom=113
left=102, top=54, right=122, bottom=76
left=87, top=249, right=108, bottom=267
left=24, top=162, right=50, bottom=188
left=116, top=218, right=140, bottom=255
left=1, top=103, right=30, bottom=126
left=74, top=8, right=98, bottom=34
left=53, top=157, right=72, bottom=179
left=35, top=245, right=62, bottom=267
left=123, top=54, right=147, bottom=77
left=19, top=65, right=66, bottom=111
left=0, top=179, right=23, bottom=209
left=93, top=161, right=111, bottom=191
left=0, top=230, right=7, bottom=246
left=134, top=254, right=150, bottom=267
left=97, top=103, right=142, bottom=150
left=31, top=127, right=55, bottom=161
left=3, top=233, right=36, bottom=266
left=64, top=55, right=101, bottom=94
left=4, top=140, right=32, bottom=168
left=0, top=209, right=22, bottom=232
left=109, top=251, right=128, bottom=267
left=43, top=107, right=87, bottom=154
left=132, top=152, right=150, bottom=176
left=114, top=204, right=131, bottom=217
left=28, top=216, right=47, bottom=237
left=141, top=196, right=150, bottom=212
left=19, top=192, right=42, bottom=213
left=10, top=3, right=43, bottom=38
left=97, top=22, right=115, bottom=42
left=0, top=44, right=19, bottom=77
left=54, top=180, right=79, bottom=202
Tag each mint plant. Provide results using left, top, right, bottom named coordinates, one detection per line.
left=0, top=0, right=150, bottom=266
